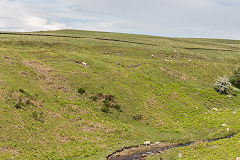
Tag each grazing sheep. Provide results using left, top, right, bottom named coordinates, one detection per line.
left=151, top=55, right=155, bottom=58
left=81, top=62, right=87, bottom=66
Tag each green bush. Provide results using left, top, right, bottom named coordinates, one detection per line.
left=230, top=67, right=240, bottom=88
left=77, top=88, right=86, bottom=94
left=214, top=76, right=232, bottom=94
left=214, top=76, right=239, bottom=95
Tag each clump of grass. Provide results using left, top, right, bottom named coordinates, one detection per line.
left=32, top=111, right=45, bottom=123
left=77, top=88, right=86, bottom=95
left=132, top=115, right=143, bottom=121
left=14, top=100, right=24, bottom=109
left=90, top=93, right=121, bottom=113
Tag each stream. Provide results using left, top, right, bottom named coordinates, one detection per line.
left=106, top=134, right=235, bottom=160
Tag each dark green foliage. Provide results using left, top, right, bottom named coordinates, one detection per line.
left=90, top=93, right=121, bottom=113
left=101, top=105, right=110, bottom=113
left=77, top=88, right=86, bottom=94
left=19, top=88, right=32, bottom=98
left=32, top=111, right=45, bottom=123
left=230, top=67, right=240, bottom=88
left=91, top=96, right=97, bottom=101
left=14, top=101, right=24, bottom=109
left=132, top=115, right=143, bottom=121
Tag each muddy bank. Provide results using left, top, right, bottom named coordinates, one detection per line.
left=107, top=134, right=235, bottom=160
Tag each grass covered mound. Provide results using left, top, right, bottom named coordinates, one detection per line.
left=1, top=30, right=240, bottom=159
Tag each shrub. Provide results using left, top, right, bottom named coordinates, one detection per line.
left=230, top=67, right=240, bottom=88
left=32, top=111, right=45, bottom=123
left=214, top=76, right=232, bottom=94
left=77, top=88, right=86, bottom=94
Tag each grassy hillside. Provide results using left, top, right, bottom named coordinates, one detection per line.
left=1, top=30, right=240, bottom=159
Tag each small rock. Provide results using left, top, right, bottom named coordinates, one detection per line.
left=144, top=141, right=151, bottom=145
left=154, top=142, right=160, bottom=145
left=212, top=108, right=218, bottom=111
left=227, top=95, right=232, bottom=98
left=222, top=123, right=227, bottom=127
left=142, top=154, right=147, bottom=157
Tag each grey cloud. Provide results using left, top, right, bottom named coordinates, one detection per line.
left=2, top=0, right=240, bottom=39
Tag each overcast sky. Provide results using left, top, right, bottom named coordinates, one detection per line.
left=1, top=0, right=240, bottom=39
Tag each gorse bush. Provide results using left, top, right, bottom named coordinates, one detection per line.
left=214, top=76, right=232, bottom=94
left=230, top=67, right=240, bottom=89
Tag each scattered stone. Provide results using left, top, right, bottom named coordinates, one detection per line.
left=151, top=55, right=155, bottom=58
left=146, top=152, right=153, bottom=155
left=144, top=141, right=151, bottom=145
left=127, top=64, right=141, bottom=68
left=212, top=108, right=218, bottom=111
left=227, top=95, right=232, bottom=98
left=142, top=154, right=147, bottom=157
left=174, top=50, right=177, bottom=53
left=154, top=142, right=160, bottom=145
left=222, top=123, right=227, bottom=127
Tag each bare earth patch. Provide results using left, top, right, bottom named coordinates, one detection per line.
left=23, top=60, right=69, bottom=92
left=0, top=146, right=19, bottom=155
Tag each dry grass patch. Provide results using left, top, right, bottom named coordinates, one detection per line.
left=0, top=146, right=19, bottom=155
left=23, top=60, right=70, bottom=92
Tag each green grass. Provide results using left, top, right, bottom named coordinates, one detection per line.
left=1, top=30, right=240, bottom=159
